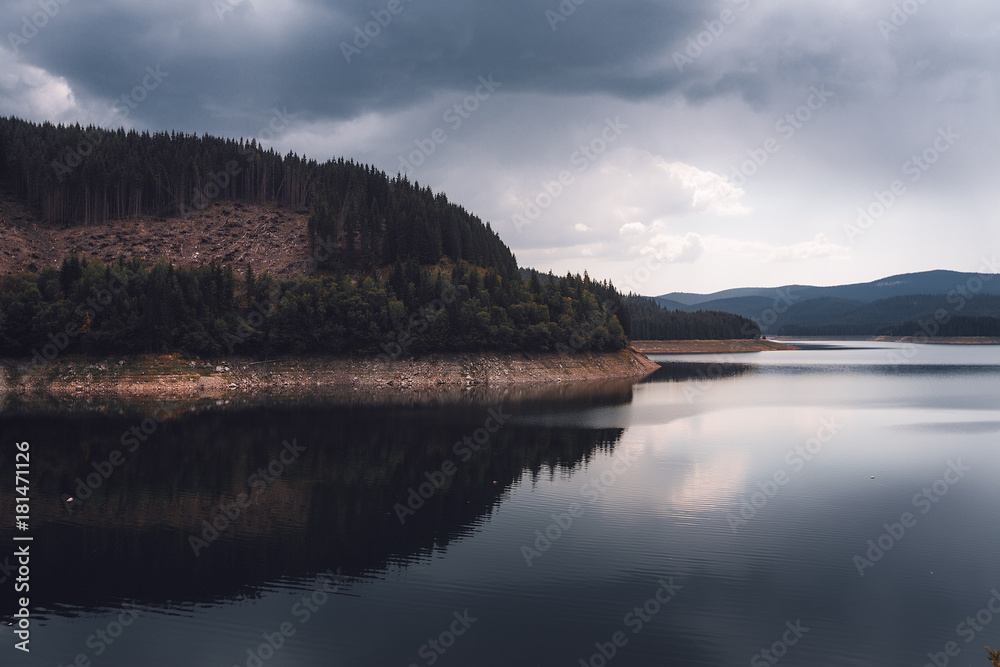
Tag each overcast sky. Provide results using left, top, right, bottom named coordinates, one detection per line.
left=2, top=0, right=998, bottom=294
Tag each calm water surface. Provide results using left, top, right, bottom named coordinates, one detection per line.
left=2, top=341, right=999, bottom=666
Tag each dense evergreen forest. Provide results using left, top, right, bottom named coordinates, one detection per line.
left=780, top=315, right=1000, bottom=337
left=0, top=257, right=631, bottom=358
left=0, top=115, right=758, bottom=358
left=774, top=293, right=1000, bottom=336
left=0, top=116, right=513, bottom=275
left=624, top=295, right=760, bottom=340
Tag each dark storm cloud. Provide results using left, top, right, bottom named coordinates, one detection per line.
left=3, top=0, right=999, bottom=292
left=3, top=0, right=716, bottom=134
left=6, top=1, right=998, bottom=138
left=7, top=0, right=994, bottom=140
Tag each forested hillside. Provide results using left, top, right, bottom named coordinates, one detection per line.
left=0, top=257, right=630, bottom=357
left=777, top=294, right=1000, bottom=336
left=0, top=116, right=312, bottom=222
left=0, top=116, right=515, bottom=275
left=624, top=295, right=760, bottom=340
left=652, top=271, right=1000, bottom=338
left=0, top=116, right=757, bottom=358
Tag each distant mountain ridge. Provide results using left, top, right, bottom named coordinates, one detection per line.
left=659, top=270, right=1000, bottom=305
left=653, top=270, right=1000, bottom=336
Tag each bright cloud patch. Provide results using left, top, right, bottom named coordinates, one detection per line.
left=0, top=48, right=82, bottom=123
left=599, top=148, right=749, bottom=225
left=631, top=231, right=850, bottom=266
left=645, top=232, right=705, bottom=263
left=619, top=222, right=647, bottom=236
left=659, top=159, right=750, bottom=216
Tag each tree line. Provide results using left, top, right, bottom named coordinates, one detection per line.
left=0, top=115, right=761, bottom=354
left=780, top=316, right=1000, bottom=338
left=623, top=295, right=760, bottom=340
left=0, top=116, right=518, bottom=277
left=0, top=257, right=630, bottom=359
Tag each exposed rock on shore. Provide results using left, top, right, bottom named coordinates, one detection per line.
left=2, top=348, right=660, bottom=400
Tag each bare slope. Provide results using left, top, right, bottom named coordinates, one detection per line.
left=0, top=193, right=310, bottom=276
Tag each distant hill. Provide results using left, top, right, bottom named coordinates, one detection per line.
left=0, top=116, right=639, bottom=357
left=0, top=115, right=763, bottom=359
left=0, top=116, right=516, bottom=277
left=653, top=270, right=1000, bottom=336
left=658, top=270, right=1000, bottom=306
left=623, top=295, right=759, bottom=341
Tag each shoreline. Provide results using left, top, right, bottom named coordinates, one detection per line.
left=631, top=339, right=799, bottom=354
left=866, top=335, right=1000, bottom=345
left=0, top=348, right=661, bottom=400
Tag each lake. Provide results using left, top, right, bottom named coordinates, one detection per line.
left=2, top=341, right=999, bottom=666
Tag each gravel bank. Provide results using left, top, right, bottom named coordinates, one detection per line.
left=2, top=348, right=660, bottom=400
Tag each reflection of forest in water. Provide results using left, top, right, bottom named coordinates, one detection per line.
left=639, top=361, right=756, bottom=384
left=0, top=382, right=635, bottom=617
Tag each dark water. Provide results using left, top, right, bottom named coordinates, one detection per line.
left=2, top=341, right=1000, bottom=666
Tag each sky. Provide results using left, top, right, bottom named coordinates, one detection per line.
left=1, top=0, right=998, bottom=295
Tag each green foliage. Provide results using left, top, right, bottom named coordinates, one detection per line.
left=623, top=295, right=760, bottom=340
left=0, top=257, right=630, bottom=358
left=780, top=314, right=1000, bottom=337
left=0, top=116, right=313, bottom=222
left=0, top=116, right=518, bottom=283
left=0, top=116, right=754, bottom=353
left=305, top=166, right=517, bottom=276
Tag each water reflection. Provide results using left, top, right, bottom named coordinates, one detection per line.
left=0, top=385, right=630, bottom=617
left=639, top=361, right=756, bottom=383
left=2, top=344, right=999, bottom=667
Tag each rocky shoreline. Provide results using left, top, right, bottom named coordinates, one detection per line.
left=0, top=348, right=661, bottom=400
left=631, top=339, right=798, bottom=354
